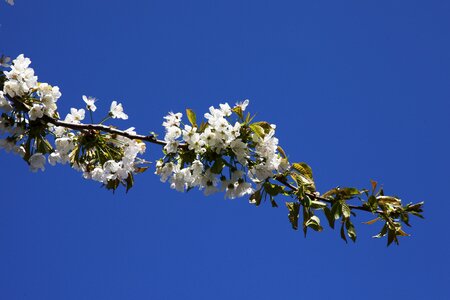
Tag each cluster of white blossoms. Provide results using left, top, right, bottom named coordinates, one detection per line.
left=0, top=54, right=146, bottom=189
left=1, top=54, right=288, bottom=195
left=155, top=100, right=289, bottom=198
left=3, top=54, right=37, bottom=98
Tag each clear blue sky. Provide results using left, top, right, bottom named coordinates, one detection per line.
left=1, top=1, right=449, bottom=299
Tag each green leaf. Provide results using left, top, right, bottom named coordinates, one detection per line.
left=363, top=217, right=380, bottom=225
left=368, top=195, right=378, bottom=211
left=249, top=189, right=262, bottom=206
left=291, top=163, right=313, bottom=181
left=286, top=202, right=300, bottom=230
left=373, top=223, right=388, bottom=238
left=387, top=228, right=398, bottom=246
left=134, top=166, right=149, bottom=174
left=270, top=196, right=278, bottom=208
left=370, top=179, right=378, bottom=193
left=245, top=112, right=256, bottom=124
left=232, top=106, right=243, bottom=120
left=377, top=196, right=402, bottom=207
left=341, top=202, right=351, bottom=219
left=186, top=108, right=197, bottom=127
left=305, top=215, right=323, bottom=232
left=345, top=219, right=357, bottom=242
left=331, top=202, right=341, bottom=220
left=340, top=187, right=361, bottom=198
left=302, top=206, right=310, bottom=237
left=252, top=121, right=273, bottom=134
left=126, top=173, right=134, bottom=193
left=264, top=182, right=284, bottom=197
left=322, top=187, right=361, bottom=200
left=340, top=223, right=348, bottom=243
left=199, top=121, right=208, bottom=133
left=210, top=158, right=224, bottom=174
left=303, top=195, right=312, bottom=207
left=249, top=124, right=265, bottom=138
left=290, top=173, right=315, bottom=193
left=277, top=146, right=287, bottom=159
left=323, top=207, right=335, bottom=229
left=401, top=213, right=411, bottom=227
left=310, top=200, right=327, bottom=209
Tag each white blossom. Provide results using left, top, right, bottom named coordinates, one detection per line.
left=3, top=54, right=37, bottom=98
left=82, top=95, right=97, bottom=112
left=29, top=153, right=46, bottom=172
left=90, top=167, right=106, bottom=182
left=0, top=91, right=13, bottom=112
left=65, top=108, right=85, bottom=124
left=0, top=55, right=11, bottom=67
left=13, top=145, right=25, bottom=157
left=0, top=139, right=14, bottom=152
left=155, top=161, right=175, bottom=183
left=162, top=112, right=182, bottom=128
left=235, top=99, right=249, bottom=111
left=110, top=100, right=128, bottom=120
left=28, top=104, right=44, bottom=121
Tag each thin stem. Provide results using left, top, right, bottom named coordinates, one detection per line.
left=89, top=109, right=94, bottom=123
left=99, top=115, right=111, bottom=125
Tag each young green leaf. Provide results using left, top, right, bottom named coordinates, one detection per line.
left=305, top=215, right=323, bottom=232
left=323, top=207, right=335, bottom=229
left=286, top=202, right=300, bottom=230
left=345, top=219, right=356, bottom=242
left=291, top=163, right=313, bottom=181
left=186, top=108, right=197, bottom=127
left=340, top=223, right=348, bottom=243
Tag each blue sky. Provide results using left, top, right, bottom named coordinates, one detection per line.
left=1, top=0, right=449, bottom=299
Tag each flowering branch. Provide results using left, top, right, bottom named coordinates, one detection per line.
left=0, top=54, right=424, bottom=246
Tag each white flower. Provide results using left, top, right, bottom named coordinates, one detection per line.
left=0, top=55, right=11, bottom=67
left=204, top=106, right=225, bottom=126
left=48, top=152, right=60, bottom=166
left=0, top=91, right=13, bottom=112
left=90, top=167, right=106, bottom=182
left=164, top=126, right=182, bottom=141
left=109, top=100, right=128, bottom=120
left=55, top=137, right=75, bottom=153
left=34, top=84, right=61, bottom=117
left=6, top=0, right=14, bottom=6
left=82, top=95, right=97, bottom=112
left=51, top=126, right=66, bottom=137
left=29, top=153, right=46, bottom=172
left=28, top=104, right=44, bottom=121
left=164, top=141, right=179, bottom=154
left=155, top=161, right=175, bottom=182
left=169, top=167, right=191, bottom=192
left=182, top=125, right=205, bottom=154
left=3, top=54, right=38, bottom=97
left=0, top=139, right=14, bottom=152
left=234, top=180, right=253, bottom=198
left=65, top=108, right=85, bottom=124
left=219, top=103, right=232, bottom=117
left=162, top=112, right=182, bottom=128
left=13, top=145, right=25, bottom=157
left=230, top=138, right=249, bottom=165
left=235, top=99, right=249, bottom=111
left=37, top=83, right=61, bottom=103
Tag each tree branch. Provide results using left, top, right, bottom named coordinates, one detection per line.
left=7, top=95, right=385, bottom=214
left=43, top=115, right=169, bottom=146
